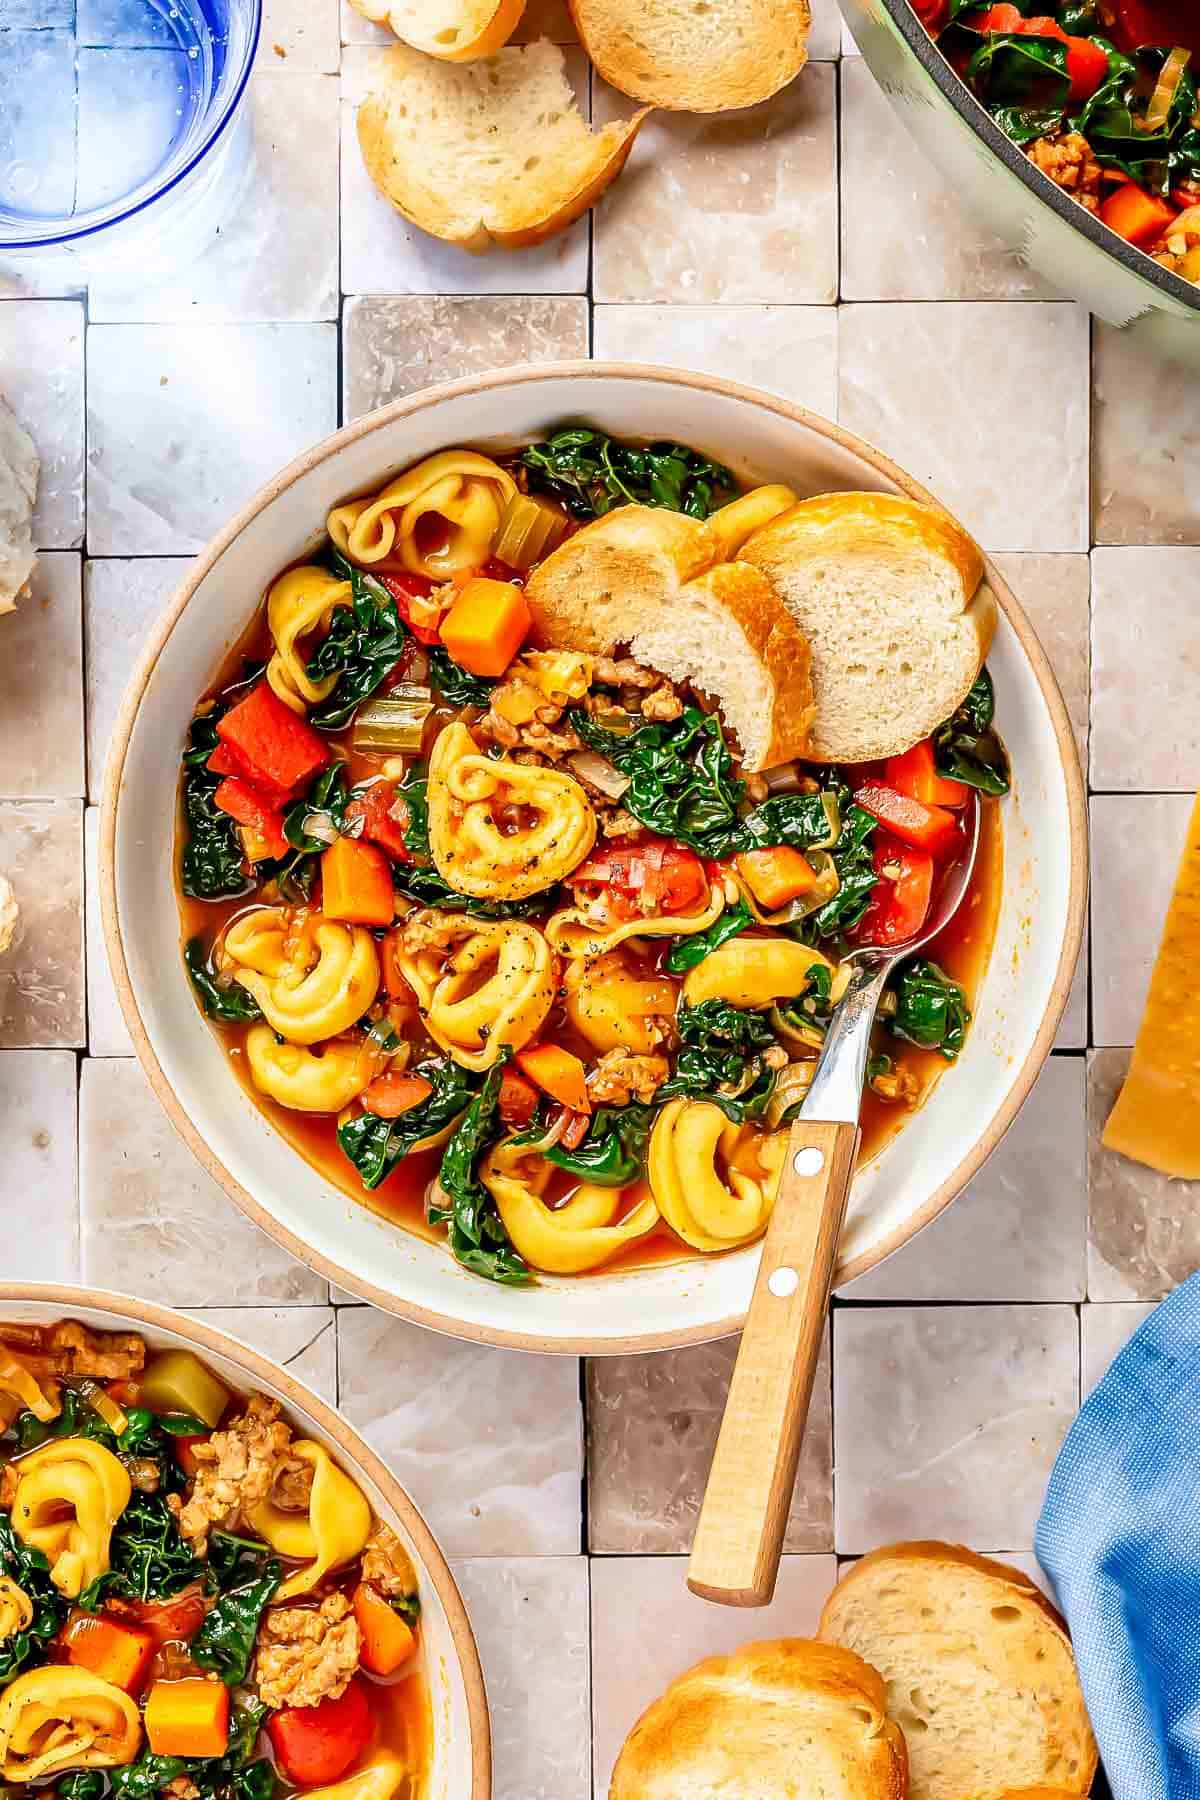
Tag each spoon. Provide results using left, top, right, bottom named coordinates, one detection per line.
left=687, top=795, right=982, bottom=1608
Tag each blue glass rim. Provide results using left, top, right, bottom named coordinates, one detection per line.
left=0, top=0, right=263, bottom=254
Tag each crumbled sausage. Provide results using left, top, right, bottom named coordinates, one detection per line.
left=640, top=683, right=683, bottom=722
left=597, top=807, right=644, bottom=841
left=360, top=1523, right=419, bottom=1601
left=127, top=1458, right=161, bottom=1494
left=0, top=1321, right=145, bottom=1383
left=586, top=1050, right=672, bottom=1107
left=593, top=656, right=660, bottom=690
left=476, top=709, right=520, bottom=750
left=255, top=1594, right=361, bottom=1710
left=168, top=1395, right=293, bottom=1555
left=869, top=1063, right=922, bottom=1106
left=164, top=1778, right=202, bottom=1800
left=270, top=1455, right=315, bottom=1513
left=520, top=718, right=582, bottom=759
left=1026, top=131, right=1104, bottom=211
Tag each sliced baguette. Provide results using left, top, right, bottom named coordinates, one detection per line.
left=347, top=0, right=525, bottom=61
left=818, top=1543, right=1097, bottom=1800
left=357, top=41, right=650, bottom=253
left=523, top=503, right=814, bottom=769
left=570, top=0, right=811, bottom=112
left=741, top=492, right=995, bottom=763
left=610, top=1637, right=908, bottom=1800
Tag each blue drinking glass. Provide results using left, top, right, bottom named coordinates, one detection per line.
left=0, top=0, right=261, bottom=280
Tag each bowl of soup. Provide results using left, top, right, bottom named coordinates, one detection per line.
left=100, top=364, right=1086, bottom=1353
left=0, top=1287, right=489, bottom=1799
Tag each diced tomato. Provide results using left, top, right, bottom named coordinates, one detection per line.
left=118, top=1588, right=209, bottom=1648
left=105, top=1379, right=140, bottom=1408
left=885, top=739, right=967, bottom=809
left=854, top=783, right=961, bottom=857
left=852, top=832, right=935, bottom=949
left=572, top=839, right=708, bottom=916
left=911, top=0, right=948, bottom=31
left=380, top=572, right=443, bottom=646
left=216, top=681, right=330, bottom=795
left=546, top=1104, right=590, bottom=1151
left=499, top=1066, right=540, bottom=1128
left=343, top=781, right=412, bottom=861
left=212, top=778, right=288, bottom=861
left=970, top=3, right=1024, bottom=28
left=267, top=1679, right=372, bottom=1787
left=1113, top=1, right=1200, bottom=58
left=361, top=1071, right=434, bottom=1119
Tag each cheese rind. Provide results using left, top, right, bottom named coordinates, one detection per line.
left=1103, top=792, right=1200, bottom=1178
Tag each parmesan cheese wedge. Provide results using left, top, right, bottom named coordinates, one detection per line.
left=1103, top=791, right=1200, bottom=1177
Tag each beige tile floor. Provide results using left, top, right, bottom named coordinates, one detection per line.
left=0, top=2, right=1193, bottom=1790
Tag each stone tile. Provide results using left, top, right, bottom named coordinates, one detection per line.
left=0, top=553, right=84, bottom=799
left=0, top=800, right=84, bottom=1048
left=340, top=47, right=591, bottom=296
left=990, top=551, right=1089, bottom=772
left=89, top=74, right=340, bottom=323
left=1091, top=549, right=1200, bottom=792
left=84, top=808, right=132, bottom=1058
left=87, top=323, right=338, bottom=556
left=0, top=300, right=84, bottom=547
left=84, top=558, right=189, bottom=802
left=342, top=295, right=588, bottom=420
left=337, top=1309, right=583, bottom=1556
left=593, top=65, right=838, bottom=304
left=833, top=1304, right=1079, bottom=1554
left=185, top=1306, right=337, bottom=1404
left=808, top=0, right=842, bottom=57
left=263, top=0, right=340, bottom=69
left=0, top=1050, right=79, bottom=1280
left=842, top=1055, right=1086, bottom=1302
left=79, top=1057, right=328, bottom=1303
left=1093, top=321, right=1200, bottom=545
left=1087, top=1048, right=1200, bottom=1302
left=593, top=303, right=839, bottom=419
left=839, top=303, right=1090, bottom=552
left=1055, top=932, right=1088, bottom=1052
left=1081, top=1301, right=1156, bottom=1398
left=841, top=58, right=1053, bottom=301
left=591, top=1554, right=838, bottom=1796
left=586, top=1330, right=832, bottom=1553
left=452, top=1558, right=590, bottom=1800
left=1089, top=794, right=1190, bottom=1047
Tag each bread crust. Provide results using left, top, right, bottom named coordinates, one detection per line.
left=610, top=1637, right=908, bottom=1799
left=347, top=0, right=525, bottom=60
left=569, top=0, right=811, bottom=111
left=772, top=492, right=986, bottom=603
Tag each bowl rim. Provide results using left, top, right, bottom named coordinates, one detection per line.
left=867, top=0, right=1200, bottom=318
left=0, top=1281, right=492, bottom=1798
left=99, top=360, right=1088, bottom=1354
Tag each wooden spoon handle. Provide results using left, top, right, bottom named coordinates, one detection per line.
left=687, top=1116, right=859, bottom=1608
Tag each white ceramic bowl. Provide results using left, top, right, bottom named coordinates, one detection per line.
left=0, top=1285, right=490, bottom=1798
left=101, top=364, right=1086, bottom=1354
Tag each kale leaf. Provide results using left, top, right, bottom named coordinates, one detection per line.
left=192, top=1555, right=283, bottom=1686
left=109, top=1699, right=274, bottom=1800
left=428, top=644, right=495, bottom=706
left=338, top=1059, right=476, bottom=1190
left=0, top=1511, right=65, bottom=1686
left=664, top=897, right=752, bottom=974
left=658, top=1000, right=778, bottom=1121
left=429, top=1060, right=530, bottom=1285
left=521, top=428, right=737, bottom=521
left=1073, top=45, right=1200, bottom=195
left=542, top=1103, right=657, bottom=1187
left=933, top=668, right=1010, bottom=796
left=14, top=1397, right=196, bottom=1498
left=180, top=710, right=252, bottom=902
left=797, top=803, right=879, bottom=942
left=185, top=937, right=262, bottom=1024
left=887, top=960, right=970, bottom=1060
left=735, top=792, right=840, bottom=853
left=79, top=1492, right=207, bottom=1608
left=207, top=1531, right=274, bottom=1591
left=255, top=762, right=354, bottom=902
left=572, top=706, right=746, bottom=856
left=308, top=554, right=408, bottom=730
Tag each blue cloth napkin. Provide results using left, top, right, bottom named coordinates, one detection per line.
left=1037, top=1273, right=1200, bottom=1800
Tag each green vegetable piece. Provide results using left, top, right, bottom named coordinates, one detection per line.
left=140, top=1348, right=231, bottom=1429
left=657, top=999, right=779, bottom=1121
left=427, top=644, right=495, bottom=706
left=430, top=1059, right=531, bottom=1285
left=664, top=898, right=752, bottom=974
left=0, top=1511, right=65, bottom=1687
left=109, top=1699, right=274, bottom=1800
left=888, top=960, right=971, bottom=1061
left=933, top=668, right=1010, bottom=797
left=542, top=1103, right=657, bottom=1187
left=79, top=1491, right=207, bottom=1609
left=185, top=939, right=262, bottom=1024
left=308, top=556, right=408, bottom=730
left=521, top=428, right=737, bottom=521
left=338, top=1058, right=476, bottom=1190
left=193, top=1557, right=283, bottom=1686
left=797, top=802, right=878, bottom=943
left=180, top=710, right=253, bottom=902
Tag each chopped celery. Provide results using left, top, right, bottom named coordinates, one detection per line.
left=352, top=689, right=434, bottom=754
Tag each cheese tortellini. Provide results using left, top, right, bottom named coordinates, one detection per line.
left=546, top=876, right=731, bottom=961
left=248, top=1440, right=372, bottom=1602
left=327, top=451, right=516, bottom=581
left=397, top=913, right=555, bottom=1072
left=482, top=1138, right=659, bottom=1275
left=0, top=1668, right=142, bottom=1780
left=648, top=1100, right=787, bottom=1253
left=304, top=1758, right=411, bottom=1800
left=12, top=1439, right=130, bottom=1599
left=428, top=722, right=596, bottom=902
left=245, top=1025, right=372, bottom=1113
left=223, top=909, right=380, bottom=1045
left=0, top=1577, right=32, bottom=1642
left=0, top=1346, right=59, bottom=1430
left=681, top=937, right=839, bottom=1011
left=563, top=953, right=675, bottom=1056
left=265, top=566, right=351, bottom=716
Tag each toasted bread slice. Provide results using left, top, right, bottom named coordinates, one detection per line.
left=741, top=492, right=996, bottom=764
left=818, top=1544, right=1097, bottom=1800
left=610, top=1637, right=908, bottom=1800
left=357, top=41, right=650, bottom=253
left=570, top=0, right=810, bottom=112
left=523, top=503, right=814, bottom=769
left=347, top=0, right=525, bottom=60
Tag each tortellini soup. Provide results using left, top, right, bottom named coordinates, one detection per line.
left=0, top=1319, right=430, bottom=1799
left=176, top=430, right=1006, bottom=1289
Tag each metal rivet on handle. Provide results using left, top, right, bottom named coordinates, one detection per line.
left=793, top=1146, right=825, bottom=1177
left=768, top=1267, right=800, bottom=1299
